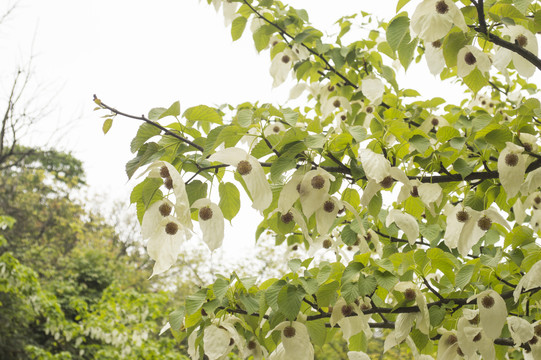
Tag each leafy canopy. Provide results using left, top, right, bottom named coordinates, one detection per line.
left=96, top=0, right=541, bottom=358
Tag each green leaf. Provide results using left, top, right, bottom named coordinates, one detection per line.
left=443, top=31, right=469, bottom=68
left=288, top=258, right=302, bottom=273
left=186, top=289, right=207, bottom=315
left=266, top=280, right=286, bottom=310
left=455, top=264, right=475, bottom=290
left=453, top=158, right=475, bottom=178
left=484, top=128, right=513, bottom=151
left=239, top=294, right=259, bottom=314
left=409, top=134, right=430, bottom=153
left=341, top=282, right=360, bottom=303
left=305, top=319, right=327, bottom=347
left=342, top=262, right=363, bottom=284
left=348, top=126, right=367, bottom=143
left=218, top=182, right=241, bottom=221
left=398, top=37, right=417, bottom=70
left=237, top=109, right=253, bottom=128
left=358, top=275, right=377, bottom=296
left=277, top=285, right=304, bottom=320
left=463, top=68, right=488, bottom=93
left=270, top=141, right=306, bottom=183
left=410, top=328, right=429, bottom=351
left=102, top=118, right=113, bottom=134
left=213, top=278, right=229, bottom=301
left=148, top=107, right=167, bottom=120
left=282, top=108, right=299, bottom=126
left=125, top=142, right=163, bottom=179
left=253, top=25, right=272, bottom=52
left=183, top=105, right=223, bottom=124
left=428, top=306, right=445, bottom=327
left=186, top=180, right=208, bottom=205
left=436, top=126, right=460, bottom=143
left=159, top=101, right=181, bottom=119
left=316, top=281, right=339, bottom=307
left=374, top=270, right=398, bottom=290
left=386, top=15, right=410, bottom=51
left=304, top=134, right=326, bottom=149
left=396, top=0, right=411, bottom=12
left=131, top=123, right=162, bottom=153
left=505, top=226, right=534, bottom=248
left=231, top=16, right=247, bottom=41
left=169, top=307, right=185, bottom=332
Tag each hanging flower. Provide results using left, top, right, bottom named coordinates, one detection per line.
left=436, top=330, right=460, bottom=360
left=468, top=289, right=507, bottom=340
left=361, top=76, right=385, bottom=105
left=330, top=297, right=372, bottom=341
left=513, top=191, right=541, bottom=224
left=270, top=321, right=314, bottom=360
left=277, top=170, right=304, bottom=214
left=397, top=179, right=442, bottom=215
left=498, top=142, right=527, bottom=199
left=203, top=317, right=244, bottom=360
left=457, top=45, right=491, bottom=77
left=419, top=115, right=449, bottom=134
left=519, top=132, right=538, bottom=153
left=410, top=0, right=468, bottom=42
left=347, top=351, right=370, bottom=360
left=386, top=210, right=420, bottom=245
left=144, top=213, right=189, bottom=277
left=315, top=195, right=341, bottom=235
left=321, top=95, right=352, bottom=119
left=298, top=168, right=335, bottom=218
left=361, top=103, right=376, bottom=129
left=508, top=316, right=535, bottom=346
left=270, top=48, right=298, bottom=87
left=192, top=198, right=224, bottom=251
left=393, top=282, right=430, bottom=334
left=425, top=39, right=446, bottom=75
left=522, top=167, right=541, bottom=196
left=146, top=161, right=192, bottom=229
left=263, top=122, right=286, bottom=136
left=208, top=147, right=272, bottom=212
left=242, top=338, right=268, bottom=360
left=384, top=313, right=417, bottom=352
left=514, top=259, right=541, bottom=302
left=494, top=25, right=538, bottom=78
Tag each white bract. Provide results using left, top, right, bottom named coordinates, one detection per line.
left=457, top=45, right=491, bottom=77
left=425, top=39, right=445, bottom=75
left=330, top=297, right=372, bottom=342
left=361, top=76, right=384, bottom=105
left=514, top=259, right=541, bottom=302
left=386, top=210, right=419, bottom=245
left=270, top=321, right=314, bottom=360
left=298, top=168, right=335, bottom=218
left=494, top=25, right=539, bottom=78
left=192, top=198, right=224, bottom=251
left=468, top=290, right=507, bottom=340
left=410, top=0, right=467, bottom=42
left=208, top=147, right=272, bottom=212
left=498, top=142, right=527, bottom=199
left=321, top=95, right=352, bottom=119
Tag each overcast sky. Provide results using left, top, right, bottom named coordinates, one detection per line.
left=3, top=0, right=468, bottom=263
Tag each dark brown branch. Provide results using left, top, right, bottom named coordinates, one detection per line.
left=240, top=0, right=358, bottom=89
left=94, top=95, right=205, bottom=152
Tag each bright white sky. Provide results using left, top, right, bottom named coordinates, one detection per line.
left=2, top=0, right=465, bottom=264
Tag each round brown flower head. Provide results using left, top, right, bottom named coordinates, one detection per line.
left=477, top=216, right=492, bottom=231
left=505, top=153, right=519, bottom=167
left=328, top=85, right=335, bottom=92
left=311, top=175, right=325, bottom=189
left=164, top=177, right=174, bottom=190
left=341, top=304, right=353, bottom=317
left=159, top=203, right=172, bottom=217
left=323, top=200, right=335, bottom=213
left=456, top=210, right=470, bottom=223
left=323, top=239, right=333, bottom=249
left=404, top=288, right=417, bottom=301
left=365, top=232, right=372, bottom=241
left=464, top=52, right=477, bottom=65
left=160, top=165, right=170, bottom=178
left=281, top=55, right=291, bottom=64
left=201, top=308, right=207, bottom=316
left=283, top=326, right=296, bottom=338
left=524, top=142, right=533, bottom=152
left=366, top=106, right=374, bottom=113
left=530, top=336, right=539, bottom=345
left=481, top=99, right=487, bottom=106
left=410, top=186, right=419, bottom=197
left=469, top=314, right=480, bottom=325
left=271, top=40, right=279, bottom=47
left=446, top=334, right=458, bottom=346
left=360, top=303, right=370, bottom=311
left=535, top=196, right=541, bottom=205
left=340, top=114, right=347, bottom=121
left=432, top=40, right=442, bottom=48
left=379, top=176, right=394, bottom=189
left=229, top=338, right=235, bottom=346
left=199, top=207, right=213, bottom=221
left=333, top=99, right=341, bottom=108
left=473, top=333, right=482, bottom=342
left=165, top=222, right=179, bottom=235
left=296, top=183, right=302, bottom=193
left=237, top=160, right=252, bottom=175
left=273, top=125, right=281, bottom=133
left=516, top=34, right=528, bottom=47
left=281, top=212, right=294, bottom=224
left=457, top=347, right=465, bottom=357
left=291, top=244, right=298, bottom=251
left=354, top=237, right=360, bottom=246
left=431, top=117, right=439, bottom=126
left=435, top=0, right=449, bottom=14
left=481, top=294, right=495, bottom=309
left=535, top=324, right=541, bottom=337
left=347, top=245, right=353, bottom=251
left=247, top=340, right=257, bottom=350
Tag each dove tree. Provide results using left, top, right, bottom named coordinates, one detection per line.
left=95, top=0, right=541, bottom=358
